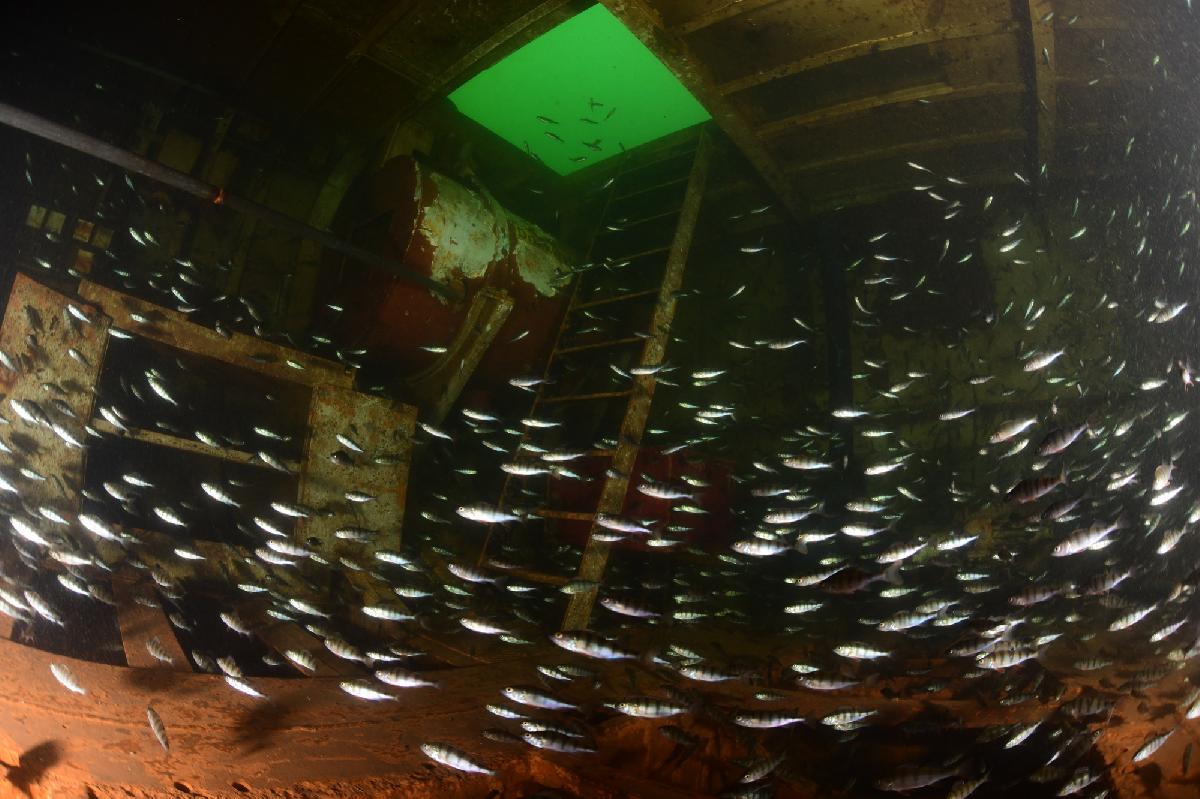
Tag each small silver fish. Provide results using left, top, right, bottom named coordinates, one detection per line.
left=146, top=705, right=170, bottom=752
left=50, top=663, right=86, bottom=694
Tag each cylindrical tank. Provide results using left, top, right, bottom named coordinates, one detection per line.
left=330, top=156, right=574, bottom=385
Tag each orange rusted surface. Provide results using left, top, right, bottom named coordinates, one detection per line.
left=0, top=634, right=723, bottom=798
left=0, top=635, right=508, bottom=796
left=1, top=623, right=1188, bottom=798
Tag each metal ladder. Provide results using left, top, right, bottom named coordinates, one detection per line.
left=479, top=125, right=713, bottom=631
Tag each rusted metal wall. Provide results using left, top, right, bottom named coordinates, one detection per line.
left=295, top=385, right=416, bottom=583
left=0, top=275, right=108, bottom=520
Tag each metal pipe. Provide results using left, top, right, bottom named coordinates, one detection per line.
left=0, top=100, right=460, bottom=301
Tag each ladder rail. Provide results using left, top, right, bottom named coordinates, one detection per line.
left=475, top=151, right=635, bottom=566
left=560, top=127, right=714, bottom=631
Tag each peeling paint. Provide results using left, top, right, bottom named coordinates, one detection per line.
left=420, top=171, right=507, bottom=297
left=513, top=218, right=570, bottom=297
left=402, top=160, right=571, bottom=304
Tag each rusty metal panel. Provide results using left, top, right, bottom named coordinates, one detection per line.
left=77, top=279, right=353, bottom=389
left=295, top=386, right=416, bottom=573
left=0, top=273, right=109, bottom=518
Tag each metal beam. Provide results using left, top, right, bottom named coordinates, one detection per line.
left=757, top=82, right=1026, bottom=140
left=599, top=0, right=805, bottom=221
left=788, top=128, right=1027, bottom=175
left=437, top=0, right=576, bottom=94
left=1025, top=0, right=1058, bottom=174
left=561, top=129, right=713, bottom=632
left=717, top=21, right=1019, bottom=96
left=0, top=101, right=459, bottom=301
left=78, top=279, right=354, bottom=389
left=91, top=419, right=301, bottom=472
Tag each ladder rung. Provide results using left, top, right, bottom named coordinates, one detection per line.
left=617, top=145, right=697, bottom=182
left=534, top=509, right=596, bottom=521
left=613, top=176, right=688, bottom=201
left=489, top=566, right=569, bottom=586
left=541, top=389, right=633, bottom=404
left=553, top=336, right=643, bottom=357
left=609, top=244, right=672, bottom=262
left=599, top=207, right=683, bottom=234
left=573, top=288, right=660, bottom=311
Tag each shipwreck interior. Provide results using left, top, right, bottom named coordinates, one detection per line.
left=0, top=1, right=1198, bottom=797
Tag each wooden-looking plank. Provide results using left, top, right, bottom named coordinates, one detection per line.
left=561, top=130, right=712, bottom=632
left=91, top=418, right=301, bottom=472
left=78, top=279, right=353, bottom=389
left=787, top=128, right=1027, bottom=175
left=673, top=0, right=785, bottom=35
left=111, top=574, right=191, bottom=672
left=295, top=387, right=416, bottom=604
left=0, top=631, right=1173, bottom=796
left=757, top=81, right=1026, bottom=139
left=405, top=288, right=513, bottom=423
left=717, top=20, right=1019, bottom=96
left=1026, top=0, right=1058, bottom=172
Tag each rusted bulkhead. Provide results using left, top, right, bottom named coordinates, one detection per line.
left=334, top=157, right=574, bottom=386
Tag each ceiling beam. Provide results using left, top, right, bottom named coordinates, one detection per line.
left=1025, top=0, right=1058, bottom=175
left=716, top=20, right=1019, bottom=96
left=757, top=81, right=1026, bottom=140
left=672, top=0, right=787, bottom=35
left=788, top=128, right=1027, bottom=176
left=598, top=0, right=806, bottom=220
left=809, top=169, right=1022, bottom=216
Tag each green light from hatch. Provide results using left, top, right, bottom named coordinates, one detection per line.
left=449, top=4, right=710, bottom=176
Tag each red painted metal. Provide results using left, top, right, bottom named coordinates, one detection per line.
left=330, top=156, right=573, bottom=386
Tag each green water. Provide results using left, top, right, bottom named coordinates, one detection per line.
left=449, top=5, right=710, bottom=176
